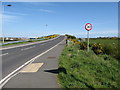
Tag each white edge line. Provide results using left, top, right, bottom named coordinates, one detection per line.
left=0, top=36, right=66, bottom=89
left=1, top=36, right=61, bottom=50
left=0, top=72, right=19, bottom=89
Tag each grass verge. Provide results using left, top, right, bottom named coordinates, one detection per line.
left=58, top=42, right=119, bottom=88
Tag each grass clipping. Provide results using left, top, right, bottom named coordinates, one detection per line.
left=58, top=43, right=119, bottom=88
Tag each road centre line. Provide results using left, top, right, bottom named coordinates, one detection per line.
left=21, top=46, right=35, bottom=51
left=0, top=36, right=66, bottom=89
left=41, top=43, right=45, bottom=45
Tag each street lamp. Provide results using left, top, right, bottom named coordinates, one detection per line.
left=2, top=4, right=12, bottom=44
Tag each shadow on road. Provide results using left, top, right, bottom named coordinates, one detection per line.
left=44, top=69, right=59, bottom=74
left=44, top=67, right=67, bottom=74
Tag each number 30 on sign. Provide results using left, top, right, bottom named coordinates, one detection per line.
left=85, top=23, right=92, bottom=31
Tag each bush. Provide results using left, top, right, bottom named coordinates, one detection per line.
left=92, top=43, right=104, bottom=55
left=79, top=42, right=87, bottom=50
left=103, top=44, right=119, bottom=60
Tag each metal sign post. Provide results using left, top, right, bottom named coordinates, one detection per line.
left=87, top=31, right=89, bottom=52
left=85, top=23, right=92, bottom=52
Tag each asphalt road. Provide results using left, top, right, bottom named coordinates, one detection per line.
left=1, top=36, right=65, bottom=79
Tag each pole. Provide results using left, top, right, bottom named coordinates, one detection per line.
left=87, top=31, right=89, bottom=52
left=2, top=4, right=4, bottom=44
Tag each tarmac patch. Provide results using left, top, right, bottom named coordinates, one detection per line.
left=20, top=63, right=43, bottom=73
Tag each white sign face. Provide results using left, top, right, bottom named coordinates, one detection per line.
left=85, top=23, right=92, bottom=31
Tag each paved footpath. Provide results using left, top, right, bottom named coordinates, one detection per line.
left=3, top=39, right=66, bottom=88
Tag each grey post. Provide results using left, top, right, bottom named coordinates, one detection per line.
left=2, top=3, right=4, bottom=44
left=2, top=4, right=12, bottom=44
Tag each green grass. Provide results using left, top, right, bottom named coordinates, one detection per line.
left=58, top=42, right=119, bottom=88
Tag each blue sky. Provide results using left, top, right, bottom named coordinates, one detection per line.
left=1, top=2, right=118, bottom=38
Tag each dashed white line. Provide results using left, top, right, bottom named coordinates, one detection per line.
left=0, top=53, right=8, bottom=56
left=21, top=46, right=35, bottom=51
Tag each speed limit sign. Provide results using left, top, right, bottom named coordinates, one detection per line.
left=85, top=23, right=92, bottom=31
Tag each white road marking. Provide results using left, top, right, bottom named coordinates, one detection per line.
left=0, top=53, right=8, bottom=56
left=21, top=46, right=35, bottom=51
left=0, top=36, right=66, bottom=89
left=0, top=72, right=18, bottom=89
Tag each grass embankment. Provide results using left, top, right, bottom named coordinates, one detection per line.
left=58, top=41, right=119, bottom=88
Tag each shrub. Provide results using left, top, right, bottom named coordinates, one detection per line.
left=103, top=44, right=119, bottom=60
left=92, top=43, right=104, bottom=55
left=79, top=42, right=87, bottom=50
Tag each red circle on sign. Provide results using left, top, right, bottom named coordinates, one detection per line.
left=85, top=23, right=92, bottom=31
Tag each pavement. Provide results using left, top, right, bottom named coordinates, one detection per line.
left=2, top=36, right=66, bottom=88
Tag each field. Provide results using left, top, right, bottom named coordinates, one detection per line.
left=58, top=38, right=119, bottom=88
left=90, top=38, right=118, bottom=48
left=89, top=38, right=119, bottom=60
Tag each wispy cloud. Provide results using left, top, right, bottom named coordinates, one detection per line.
left=5, top=11, right=28, bottom=16
left=39, top=9, right=53, bottom=13
left=0, top=11, right=27, bottom=23
left=0, top=13, right=20, bottom=23
left=0, top=14, right=16, bottom=19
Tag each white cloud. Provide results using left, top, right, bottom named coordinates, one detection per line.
left=39, top=9, right=53, bottom=13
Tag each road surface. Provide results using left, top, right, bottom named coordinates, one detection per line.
left=1, top=36, right=65, bottom=79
